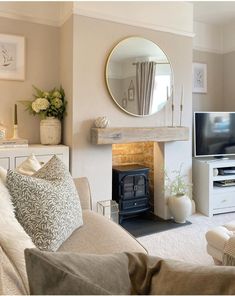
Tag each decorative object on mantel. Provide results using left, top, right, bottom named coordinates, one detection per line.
left=0, top=34, right=25, bottom=81
left=165, top=164, right=192, bottom=223
left=21, top=85, right=67, bottom=145
left=179, top=85, right=184, bottom=127
left=171, top=85, right=174, bottom=127
left=94, top=116, right=109, bottom=128
left=91, top=126, right=189, bottom=145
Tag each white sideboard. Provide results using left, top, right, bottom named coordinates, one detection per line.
left=193, top=157, right=235, bottom=217
left=0, top=144, right=69, bottom=170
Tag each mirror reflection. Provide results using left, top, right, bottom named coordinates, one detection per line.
left=106, top=37, right=173, bottom=117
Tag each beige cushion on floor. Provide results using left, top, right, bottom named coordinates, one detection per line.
left=59, top=210, right=146, bottom=254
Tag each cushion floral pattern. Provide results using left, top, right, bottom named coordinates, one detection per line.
left=6, top=155, right=83, bottom=251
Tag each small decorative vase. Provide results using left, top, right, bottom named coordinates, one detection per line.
left=40, top=117, right=61, bottom=145
left=168, top=194, right=192, bottom=223
left=94, top=116, right=109, bottom=128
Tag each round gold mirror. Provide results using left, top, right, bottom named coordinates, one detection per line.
left=106, top=37, right=173, bottom=117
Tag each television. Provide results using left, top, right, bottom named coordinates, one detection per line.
left=194, top=112, right=235, bottom=157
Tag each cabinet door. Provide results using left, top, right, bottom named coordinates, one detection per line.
left=214, top=191, right=235, bottom=209
left=0, top=157, right=10, bottom=169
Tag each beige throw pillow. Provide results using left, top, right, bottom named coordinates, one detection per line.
left=25, top=250, right=235, bottom=295
left=25, top=248, right=131, bottom=295
left=0, top=154, right=41, bottom=186
left=15, top=154, right=42, bottom=175
left=0, top=179, right=35, bottom=295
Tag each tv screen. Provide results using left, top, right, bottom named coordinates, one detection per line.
left=194, top=112, right=235, bottom=157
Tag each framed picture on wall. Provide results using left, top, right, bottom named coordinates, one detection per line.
left=192, top=62, right=207, bottom=94
left=0, top=34, right=25, bottom=81
left=128, top=80, right=135, bottom=101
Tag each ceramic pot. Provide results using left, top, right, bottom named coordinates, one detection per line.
left=40, top=117, right=61, bottom=145
left=168, top=194, right=192, bottom=223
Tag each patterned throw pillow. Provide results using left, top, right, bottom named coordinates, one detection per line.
left=6, top=155, right=83, bottom=251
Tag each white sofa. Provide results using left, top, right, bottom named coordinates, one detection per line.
left=206, top=221, right=235, bottom=264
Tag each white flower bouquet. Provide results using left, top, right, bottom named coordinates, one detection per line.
left=22, top=86, right=67, bottom=120
left=164, top=164, right=192, bottom=197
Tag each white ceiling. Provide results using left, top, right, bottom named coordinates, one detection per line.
left=193, top=1, right=235, bottom=25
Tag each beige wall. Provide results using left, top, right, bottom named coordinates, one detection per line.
left=72, top=15, right=193, bottom=215
left=193, top=50, right=223, bottom=112
left=0, top=16, right=60, bottom=143
left=223, top=51, right=235, bottom=111
left=60, top=17, right=73, bottom=151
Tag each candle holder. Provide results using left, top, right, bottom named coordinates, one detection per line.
left=171, top=86, right=175, bottom=127
left=179, top=85, right=184, bottom=127
left=11, top=124, right=20, bottom=139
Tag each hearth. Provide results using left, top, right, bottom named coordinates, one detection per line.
left=112, top=164, right=150, bottom=223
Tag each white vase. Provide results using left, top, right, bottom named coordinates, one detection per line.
left=168, top=194, right=192, bottom=223
left=40, top=117, right=61, bottom=145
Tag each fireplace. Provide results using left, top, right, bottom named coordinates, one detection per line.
left=112, top=164, right=150, bottom=223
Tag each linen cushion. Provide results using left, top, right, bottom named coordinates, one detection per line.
left=0, top=179, right=35, bottom=294
left=59, top=210, right=147, bottom=254
left=0, top=154, right=41, bottom=186
left=15, top=154, right=42, bottom=176
left=6, top=155, right=83, bottom=251
left=25, top=248, right=131, bottom=295
left=25, top=249, right=235, bottom=295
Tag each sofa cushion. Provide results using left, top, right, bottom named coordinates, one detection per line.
left=59, top=210, right=146, bottom=254
left=25, top=249, right=235, bottom=295
left=15, top=154, right=42, bottom=176
left=6, top=155, right=83, bottom=251
left=0, top=154, right=42, bottom=186
left=25, top=248, right=131, bottom=295
left=0, top=179, right=35, bottom=294
left=0, top=246, right=27, bottom=295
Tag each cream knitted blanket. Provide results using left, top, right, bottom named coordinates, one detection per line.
left=223, top=236, right=235, bottom=266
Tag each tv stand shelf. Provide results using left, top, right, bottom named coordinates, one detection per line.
left=193, top=157, right=235, bottom=217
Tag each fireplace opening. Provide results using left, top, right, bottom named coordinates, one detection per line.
left=112, top=142, right=154, bottom=221
left=112, top=164, right=150, bottom=223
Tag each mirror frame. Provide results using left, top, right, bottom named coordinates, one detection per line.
left=105, top=36, right=174, bottom=117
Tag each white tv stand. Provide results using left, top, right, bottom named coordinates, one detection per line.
left=193, top=157, right=235, bottom=217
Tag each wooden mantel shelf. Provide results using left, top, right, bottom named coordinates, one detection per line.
left=91, top=126, right=189, bottom=145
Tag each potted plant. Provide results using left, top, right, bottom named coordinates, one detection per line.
left=165, top=165, right=192, bottom=223
left=22, top=86, right=67, bottom=145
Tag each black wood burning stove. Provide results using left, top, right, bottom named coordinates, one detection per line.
left=112, top=164, right=150, bottom=223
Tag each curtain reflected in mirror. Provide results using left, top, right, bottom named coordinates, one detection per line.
left=106, top=37, right=173, bottom=117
